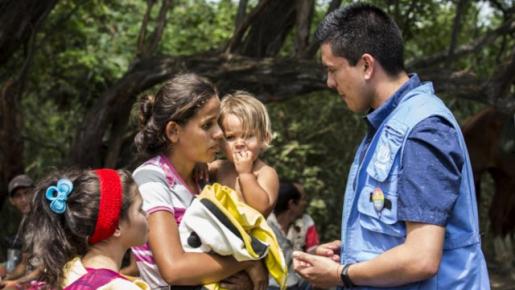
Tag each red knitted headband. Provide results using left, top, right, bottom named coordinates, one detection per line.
left=89, top=169, right=123, bottom=244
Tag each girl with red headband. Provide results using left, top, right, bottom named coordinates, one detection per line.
left=133, top=73, right=267, bottom=290
left=22, top=169, right=150, bottom=289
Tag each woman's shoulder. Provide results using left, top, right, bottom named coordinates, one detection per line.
left=99, top=276, right=150, bottom=290
left=133, top=159, right=167, bottom=184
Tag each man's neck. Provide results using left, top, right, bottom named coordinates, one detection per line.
left=371, top=72, right=410, bottom=109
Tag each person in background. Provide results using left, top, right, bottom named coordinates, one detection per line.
left=0, top=175, right=41, bottom=289
left=267, top=181, right=319, bottom=290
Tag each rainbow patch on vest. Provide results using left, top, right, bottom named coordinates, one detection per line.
left=371, top=188, right=385, bottom=212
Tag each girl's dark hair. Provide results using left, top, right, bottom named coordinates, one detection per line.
left=274, top=181, right=302, bottom=215
left=22, top=169, right=137, bottom=288
left=134, top=73, right=219, bottom=156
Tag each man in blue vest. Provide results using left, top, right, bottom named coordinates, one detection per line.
left=292, top=3, right=490, bottom=289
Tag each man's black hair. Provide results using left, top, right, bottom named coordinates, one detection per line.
left=315, top=3, right=405, bottom=75
left=274, top=182, right=302, bottom=215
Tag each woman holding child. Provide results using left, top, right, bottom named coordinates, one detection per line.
left=132, top=74, right=269, bottom=290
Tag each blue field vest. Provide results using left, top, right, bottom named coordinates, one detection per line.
left=340, top=82, right=490, bottom=289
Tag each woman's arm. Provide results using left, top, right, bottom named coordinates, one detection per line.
left=148, top=211, right=254, bottom=285
left=3, top=253, right=28, bottom=281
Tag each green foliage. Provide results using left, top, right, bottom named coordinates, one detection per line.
left=20, top=0, right=145, bottom=177
left=22, top=95, right=82, bottom=175
left=161, top=0, right=237, bottom=54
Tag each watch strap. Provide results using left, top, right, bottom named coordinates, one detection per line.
left=340, top=263, right=355, bottom=288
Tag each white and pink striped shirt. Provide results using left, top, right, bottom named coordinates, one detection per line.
left=131, top=155, right=199, bottom=289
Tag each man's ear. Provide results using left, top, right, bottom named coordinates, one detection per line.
left=361, top=53, right=375, bottom=80
left=287, top=199, right=296, bottom=210
left=165, top=121, right=181, bottom=144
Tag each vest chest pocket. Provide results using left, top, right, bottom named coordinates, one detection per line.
left=366, top=120, right=407, bottom=182
left=357, top=185, right=406, bottom=238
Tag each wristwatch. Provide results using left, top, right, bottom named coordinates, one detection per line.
left=340, top=263, right=355, bottom=288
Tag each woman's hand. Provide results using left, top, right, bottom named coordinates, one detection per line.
left=312, top=240, right=341, bottom=262
left=245, top=261, right=268, bottom=290
left=219, top=271, right=252, bottom=290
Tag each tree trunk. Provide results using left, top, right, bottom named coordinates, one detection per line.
left=295, top=0, right=315, bottom=58
left=0, top=81, right=25, bottom=207
left=237, top=0, right=297, bottom=57
left=234, top=0, right=249, bottom=31
left=0, top=0, right=57, bottom=206
left=448, top=0, right=469, bottom=62
left=0, top=0, right=58, bottom=67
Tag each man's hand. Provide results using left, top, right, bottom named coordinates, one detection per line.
left=293, top=251, right=341, bottom=289
left=244, top=261, right=268, bottom=290
left=219, top=271, right=253, bottom=290
left=311, top=240, right=341, bottom=262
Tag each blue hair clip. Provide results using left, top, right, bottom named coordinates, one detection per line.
left=45, top=179, right=73, bottom=214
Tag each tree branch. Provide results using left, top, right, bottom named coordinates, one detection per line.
left=326, top=0, right=342, bottom=14
left=103, top=0, right=173, bottom=167
left=147, top=0, right=173, bottom=55
left=408, top=17, right=515, bottom=69
left=136, top=0, right=156, bottom=57
left=448, top=0, right=469, bottom=61
left=400, top=0, right=419, bottom=40
left=487, top=0, right=512, bottom=18
left=304, top=0, right=342, bottom=58
left=235, top=0, right=248, bottom=31
left=487, top=47, right=515, bottom=112
left=72, top=47, right=515, bottom=167
left=224, top=0, right=273, bottom=54
left=295, top=0, right=315, bottom=58
left=0, top=0, right=58, bottom=67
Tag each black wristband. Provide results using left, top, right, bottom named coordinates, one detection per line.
left=340, top=263, right=355, bottom=289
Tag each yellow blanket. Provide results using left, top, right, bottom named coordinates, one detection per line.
left=179, top=183, right=287, bottom=290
